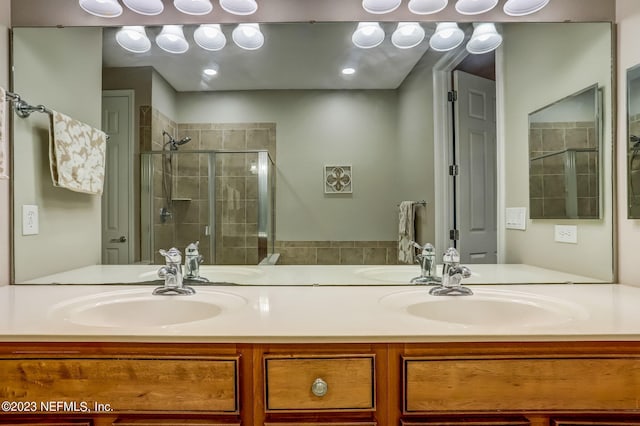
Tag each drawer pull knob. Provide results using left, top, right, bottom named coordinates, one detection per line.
left=311, top=378, right=328, bottom=397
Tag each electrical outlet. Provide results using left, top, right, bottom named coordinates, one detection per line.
left=554, top=225, right=577, bottom=244
left=22, top=205, right=39, bottom=236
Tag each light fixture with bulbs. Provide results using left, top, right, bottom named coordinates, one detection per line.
left=116, top=26, right=151, bottom=53
left=429, top=22, right=464, bottom=51
left=362, top=0, right=402, bottom=14
left=220, top=0, right=258, bottom=15
left=455, top=0, right=499, bottom=15
left=156, top=25, right=189, bottom=54
left=466, top=22, right=502, bottom=54
left=122, top=0, right=164, bottom=15
left=232, top=23, right=264, bottom=50
left=342, top=67, right=356, bottom=75
left=174, top=0, right=213, bottom=15
left=407, top=0, right=448, bottom=15
left=503, top=0, right=550, bottom=16
left=352, top=22, right=385, bottom=49
left=391, top=22, right=425, bottom=49
left=79, top=0, right=123, bottom=17
left=194, top=24, right=227, bottom=51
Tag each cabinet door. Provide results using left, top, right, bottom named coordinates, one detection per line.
left=552, top=420, right=640, bottom=426
left=264, top=423, right=376, bottom=426
left=0, top=422, right=92, bottom=426
left=401, top=420, right=529, bottom=426
left=114, top=419, right=239, bottom=426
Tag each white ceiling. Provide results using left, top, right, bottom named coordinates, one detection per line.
left=102, top=22, right=451, bottom=92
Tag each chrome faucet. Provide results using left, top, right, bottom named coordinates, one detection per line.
left=410, top=241, right=441, bottom=284
left=429, top=247, right=472, bottom=296
left=153, top=247, right=196, bottom=295
left=184, top=241, right=209, bottom=283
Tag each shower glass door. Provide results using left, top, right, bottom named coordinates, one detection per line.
left=141, top=150, right=275, bottom=265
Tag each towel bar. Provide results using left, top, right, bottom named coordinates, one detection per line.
left=4, top=90, right=109, bottom=140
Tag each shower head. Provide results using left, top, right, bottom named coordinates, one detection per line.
left=162, top=130, right=192, bottom=150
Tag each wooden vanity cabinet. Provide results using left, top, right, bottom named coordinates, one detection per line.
left=3, top=342, right=640, bottom=426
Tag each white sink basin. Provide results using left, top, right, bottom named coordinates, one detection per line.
left=138, top=266, right=264, bottom=284
left=380, top=288, right=589, bottom=328
left=48, top=289, right=246, bottom=328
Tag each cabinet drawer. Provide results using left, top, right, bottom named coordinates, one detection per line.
left=401, top=420, right=529, bottom=426
left=0, top=357, right=239, bottom=414
left=264, top=355, right=375, bottom=412
left=404, top=356, right=640, bottom=413
left=265, top=423, right=376, bottom=426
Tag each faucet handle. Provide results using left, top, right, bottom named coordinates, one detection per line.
left=443, top=247, right=460, bottom=265
left=159, top=247, right=182, bottom=264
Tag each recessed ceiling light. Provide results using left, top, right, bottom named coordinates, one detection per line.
left=429, top=22, right=464, bottom=51
left=78, top=0, right=123, bottom=17
left=174, top=0, right=213, bottom=15
left=503, top=0, right=550, bottom=16
left=407, top=0, right=448, bottom=15
left=362, top=0, right=402, bottom=14
left=391, top=22, right=425, bottom=49
left=122, top=0, right=164, bottom=15
left=232, top=23, right=264, bottom=50
left=204, top=68, right=218, bottom=76
left=342, top=67, right=356, bottom=75
left=194, top=24, right=227, bottom=51
left=220, top=0, right=258, bottom=15
left=116, top=26, right=151, bottom=53
left=156, top=25, right=190, bottom=54
left=466, top=22, right=502, bottom=54
left=352, top=22, right=385, bottom=49
left=455, top=0, right=498, bottom=15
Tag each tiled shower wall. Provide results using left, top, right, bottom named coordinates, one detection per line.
left=146, top=109, right=276, bottom=265
left=529, top=121, right=598, bottom=218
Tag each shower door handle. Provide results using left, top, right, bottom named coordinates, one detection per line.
left=110, top=236, right=127, bottom=243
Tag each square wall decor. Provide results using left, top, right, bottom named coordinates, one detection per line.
left=324, top=165, right=352, bottom=193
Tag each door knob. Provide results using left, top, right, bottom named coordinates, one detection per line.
left=110, top=236, right=127, bottom=243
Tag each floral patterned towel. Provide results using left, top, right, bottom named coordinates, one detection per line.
left=398, top=201, right=416, bottom=264
left=0, top=87, right=8, bottom=179
left=49, top=110, right=107, bottom=195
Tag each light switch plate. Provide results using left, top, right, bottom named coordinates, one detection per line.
left=22, top=205, right=39, bottom=236
left=505, top=207, right=527, bottom=230
left=555, top=225, right=577, bottom=244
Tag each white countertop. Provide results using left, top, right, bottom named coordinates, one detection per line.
left=1, top=282, right=639, bottom=343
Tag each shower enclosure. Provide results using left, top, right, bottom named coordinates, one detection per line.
left=141, top=150, right=275, bottom=265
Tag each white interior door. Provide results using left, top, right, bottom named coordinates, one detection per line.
left=102, top=91, right=134, bottom=264
left=454, top=70, right=497, bottom=264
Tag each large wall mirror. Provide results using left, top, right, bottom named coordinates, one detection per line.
left=9, top=20, right=614, bottom=284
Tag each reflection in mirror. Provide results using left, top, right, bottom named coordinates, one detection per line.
left=528, top=85, right=601, bottom=219
left=627, top=64, right=640, bottom=218
left=11, top=22, right=614, bottom=284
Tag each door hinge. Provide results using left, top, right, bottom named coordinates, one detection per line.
left=449, top=229, right=460, bottom=241
left=449, top=164, right=459, bottom=176
left=448, top=90, right=457, bottom=102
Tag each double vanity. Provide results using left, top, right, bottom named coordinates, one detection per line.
left=2, top=282, right=640, bottom=425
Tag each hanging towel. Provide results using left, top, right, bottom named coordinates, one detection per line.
left=0, top=87, right=8, bottom=179
left=398, top=201, right=416, bottom=264
left=49, top=110, right=107, bottom=195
